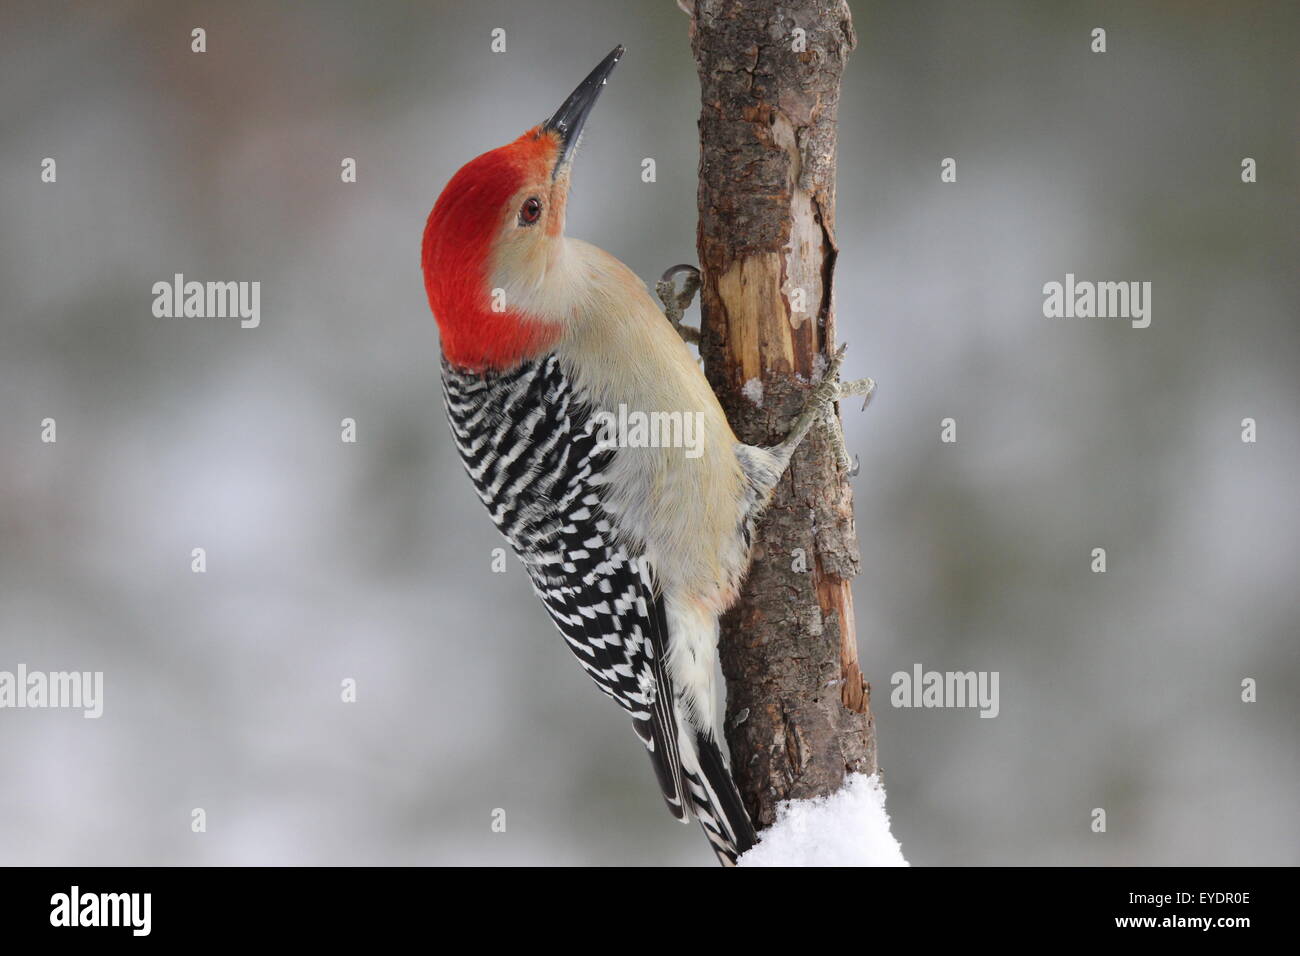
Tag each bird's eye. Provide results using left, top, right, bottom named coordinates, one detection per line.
left=519, top=197, right=543, bottom=226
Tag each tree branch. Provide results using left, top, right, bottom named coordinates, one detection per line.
left=689, top=0, right=877, bottom=830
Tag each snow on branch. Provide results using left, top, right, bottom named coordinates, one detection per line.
left=737, top=774, right=908, bottom=867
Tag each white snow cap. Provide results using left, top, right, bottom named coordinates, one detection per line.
left=737, top=774, right=908, bottom=867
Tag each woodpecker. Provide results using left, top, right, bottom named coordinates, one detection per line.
left=423, top=46, right=856, bottom=865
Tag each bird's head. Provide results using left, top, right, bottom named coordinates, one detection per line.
left=423, top=45, right=624, bottom=372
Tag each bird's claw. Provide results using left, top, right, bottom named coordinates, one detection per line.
left=656, top=264, right=702, bottom=345
left=794, top=343, right=875, bottom=477
left=776, top=342, right=872, bottom=475
left=839, top=376, right=876, bottom=411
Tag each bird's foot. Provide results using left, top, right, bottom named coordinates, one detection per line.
left=655, top=264, right=702, bottom=346
left=838, top=374, right=877, bottom=411
left=776, top=344, right=875, bottom=475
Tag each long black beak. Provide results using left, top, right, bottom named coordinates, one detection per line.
left=543, top=45, right=624, bottom=177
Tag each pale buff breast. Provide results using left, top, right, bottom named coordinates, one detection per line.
left=496, top=238, right=750, bottom=609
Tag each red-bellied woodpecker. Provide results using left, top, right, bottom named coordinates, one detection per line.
left=422, top=46, right=866, bottom=865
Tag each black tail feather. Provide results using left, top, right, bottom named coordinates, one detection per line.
left=689, top=731, right=757, bottom=865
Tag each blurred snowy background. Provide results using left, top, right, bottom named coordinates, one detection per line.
left=1, top=0, right=1296, bottom=865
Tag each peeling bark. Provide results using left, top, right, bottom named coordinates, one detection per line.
left=690, top=0, right=877, bottom=828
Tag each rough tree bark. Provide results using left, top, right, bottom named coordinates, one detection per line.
left=689, top=0, right=877, bottom=830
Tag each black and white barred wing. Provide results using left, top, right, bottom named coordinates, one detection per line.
left=441, top=356, right=688, bottom=822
